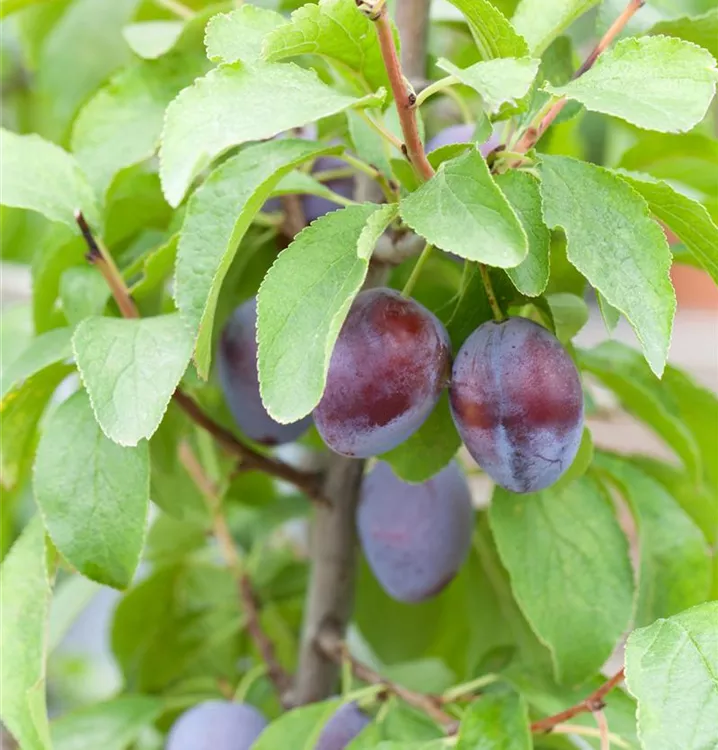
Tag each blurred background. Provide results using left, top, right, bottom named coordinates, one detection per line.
left=1, top=0, right=716, bottom=740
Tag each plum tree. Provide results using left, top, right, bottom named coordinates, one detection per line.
left=315, top=702, right=371, bottom=750
left=425, top=123, right=502, bottom=157
left=218, top=298, right=312, bottom=444
left=450, top=317, right=584, bottom=493
left=302, top=154, right=354, bottom=223
left=166, top=701, right=267, bottom=750
left=314, top=288, right=451, bottom=457
left=357, top=461, right=473, bottom=602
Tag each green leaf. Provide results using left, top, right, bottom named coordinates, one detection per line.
left=205, top=6, right=286, bottom=64
left=545, top=292, right=589, bottom=343
left=252, top=700, right=342, bottom=750
left=34, top=391, right=150, bottom=589
left=648, top=8, right=718, bottom=59
left=437, top=57, right=539, bottom=114
left=490, top=477, right=634, bottom=685
left=71, top=46, right=209, bottom=199
left=262, top=0, right=393, bottom=93
left=539, top=155, right=675, bottom=377
left=597, top=291, right=621, bottom=333
left=597, top=455, right=711, bottom=625
left=0, top=0, right=57, bottom=19
left=59, top=267, right=110, bottom=326
left=578, top=341, right=702, bottom=481
left=0, top=327, right=72, bottom=402
left=552, top=427, right=593, bottom=492
left=616, top=171, right=718, bottom=285
left=544, top=36, right=718, bottom=133
left=0, top=518, right=53, bottom=750
left=495, top=171, right=550, bottom=296
left=443, top=0, right=529, bottom=59
left=631, top=457, right=717, bottom=549
left=618, top=131, right=718, bottom=197
left=34, top=0, right=140, bottom=143
left=625, top=601, right=718, bottom=750
left=0, top=129, right=98, bottom=228
left=73, top=314, right=193, bottom=446
left=1, top=360, right=73, bottom=490
left=381, top=392, right=461, bottom=483
left=456, top=690, right=531, bottom=750
left=51, top=695, right=163, bottom=750
left=111, top=562, right=241, bottom=692
left=257, top=203, right=397, bottom=423
left=512, top=0, right=599, bottom=55
left=175, top=139, right=340, bottom=379
left=128, top=234, right=178, bottom=300
left=123, top=20, right=184, bottom=59
left=399, top=149, right=528, bottom=267
left=159, top=61, right=383, bottom=206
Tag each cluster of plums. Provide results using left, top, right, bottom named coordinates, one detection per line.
left=167, top=699, right=369, bottom=750
left=219, top=290, right=584, bottom=494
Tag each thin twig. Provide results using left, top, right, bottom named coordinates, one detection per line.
left=75, top=211, right=139, bottom=319
left=178, top=441, right=292, bottom=699
left=594, top=709, right=611, bottom=750
left=154, top=0, right=194, bottom=20
left=317, top=628, right=456, bottom=728
left=552, top=723, right=630, bottom=749
left=531, top=668, right=626, bottom=734
left=239, top=574, right=293, bottom=695
left=371, top=5, right=434, bottom=181
left=74, top=212, right=327, bottom=506
left=280, top=194, right=306, bottom=238
left=514, top=0, right=645, bottom=154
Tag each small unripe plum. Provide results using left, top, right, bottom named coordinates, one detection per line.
left=426, top=123, right=501, bottom=157
left=450, top=317, right=584, bottom=493
left=302, top=154, right=354, bottom=223
left=218, top=298, right=312, bottom=445
left=314, top=288, right=451, bottom=457
left=357, top=461, right=473, bottom=602
left=315, top=702, right=371, bottom=750
left=166, top=701, right=267, bottom=750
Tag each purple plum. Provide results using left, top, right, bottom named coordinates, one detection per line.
left=166, top=701, right=267, bottom=750
left=314, top=288, right=451, bottom=458
left=450, top=317, right=584, bottom=493
left=218, top=297, right=312, bottom=445
left=315, top=702, right=371, bottom=750
left=357, top=461, right=474, bottom=602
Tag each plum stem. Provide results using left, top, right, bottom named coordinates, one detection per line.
left=530, top=668, right=626, bottom=734
left=74, top=212, right=328, bottom=505
left=479, top=263, right=505, bottom=321
left=317, top=627, right=457, bottom=728
left=372, top=6, right=435, bottom=182
left=401, top=243, right=433, bottom=297
left=511, top=0, right=646, bottom=155
left=356, top=110, right=405, bottom=153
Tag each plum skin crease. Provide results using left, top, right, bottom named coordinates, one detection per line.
left=166, top=701, right=267, bottom=750
left=450, top=317, right=584, bottom=493
left=357, top=461, right=474, bottom=603
left=314, top=288, right=451, bottom=458
left=218, top=297, right=312, bottom=445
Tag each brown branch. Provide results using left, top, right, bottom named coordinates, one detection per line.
left=514, top=0, right=646, bottom=153
left=172, top=391, right=325, bottom=503
left=178, top=441, right=292, bottom=699
left=74, top=212, right=327, bottom=506
left=317, top=628, right=457, bottom=728
left=531, top=668, right=626, bottom=734
left=371, top=5, right=434, bottom=181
